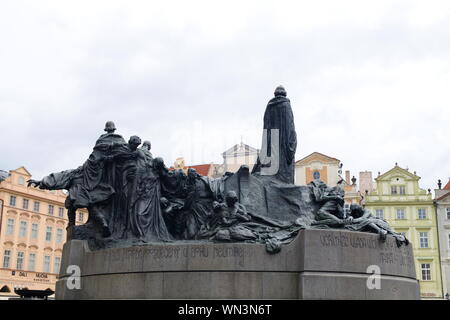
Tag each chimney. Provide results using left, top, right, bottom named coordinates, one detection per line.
left=359, top=171, right=373, bottom=194
left=345, top=170, right=350, bottom=185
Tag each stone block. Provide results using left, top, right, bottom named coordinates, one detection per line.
left=56, top=229, right=420, bottom=300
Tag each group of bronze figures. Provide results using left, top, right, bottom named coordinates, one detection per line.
left=28, top=86, right=408, bottom=252
left=307, top=180, right=408, bottom=246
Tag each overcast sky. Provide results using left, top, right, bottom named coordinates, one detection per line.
left=0, top=0, right=449, bottom=191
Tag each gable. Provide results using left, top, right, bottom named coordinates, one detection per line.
left=296, top=152, right=340, bottom=166
left=11, top=166, right=32, bottom=177
left=376, top=166, right=419, bottom=182
left=222, top=143, right=258, bottom=157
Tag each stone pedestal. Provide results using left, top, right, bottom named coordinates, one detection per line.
left=56, top=229, right=420, bottom=299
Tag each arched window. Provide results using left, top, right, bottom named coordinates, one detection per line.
left=0, top=285, right=11, bottom=293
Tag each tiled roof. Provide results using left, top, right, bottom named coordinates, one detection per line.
left=444, top=180, right=450, bottom=190
left=168, top=163, right=214, bottom=176
left=436, top=191, right=450, bottom=201
left=187, top=164, right=212, bottom=176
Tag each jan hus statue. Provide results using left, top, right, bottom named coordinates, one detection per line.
left=252, top=85, right=297, bottom=184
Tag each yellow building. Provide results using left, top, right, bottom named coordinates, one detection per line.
left=0, top=167, right=87, bottom=298
left=364, top=165, right=443, bottom=299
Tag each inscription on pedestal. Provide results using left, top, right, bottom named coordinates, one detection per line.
left=318, top=232, right=414, bottom=271
left=109, top=245, right=249, bottom=263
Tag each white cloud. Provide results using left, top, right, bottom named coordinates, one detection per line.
left=0, top=0, right=449, bottom=191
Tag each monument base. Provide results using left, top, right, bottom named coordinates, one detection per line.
left=56, top=229, right=419, bottom=299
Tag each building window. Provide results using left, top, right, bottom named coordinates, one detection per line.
left=56, top=228, right=63, bottom=243
left=79, top=212, right=84, bottom=222
left=9, top=195, right=16, bottom=206
left=6, top=219, right=15, bottom=235
left=18, top=176, right=25, bottom=185
left=43, top=256, right=51, bottom=273
left=19, top=221, right=27, bottom=238
left=28, top=253, right=36, bottom=271
left=33, top=201, right=40, bottom=212
left=22, top=199, right=29, bottom=210
left=399, top=186, right=406, bottom=195
left=45, top=226, right=52, bottom=242
left=58, top=207, right=65, bottom=218
left=3, top=250, right=11, bottom=268
left=419, top=232, right=429, bottom=248
left=421, top=263, right=431, bottom=281
left=16, top=252, right=24, bottom=270
left=446, top=207, right=450, bottom=219
left=391, top=186, right=397, bottom=195
left=31, top=223, right=38, bottom=239
left=54, top=257, right=61, bottom=274
left=448, top=234, right=450, bottom=249
left=48, top=205, right=54, bottom=216
left=375, top=209, right=384, bottom=219
left=396, top=209, right=405, bottom=220
left=418, top=208, right=427, bottom=220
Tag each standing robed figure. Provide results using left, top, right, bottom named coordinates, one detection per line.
left=252, top=85, right=297, bottom=184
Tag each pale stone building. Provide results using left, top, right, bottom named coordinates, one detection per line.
left=434, top=179, right=450, bottom=299
left=0, top=167, right=87, bottom=298
left=359, top=171, right=374, bottom=193
left=358, top=171, right=377, bottom=206
left=364, top=165, right=443, bottom=299
left=171, top=142, right=259, bottom=178
left=221, top=142, right=259, bottom=173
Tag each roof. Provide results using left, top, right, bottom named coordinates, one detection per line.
left=435, top=191, right=450, bottom=201
left=295, top=152, right=340, bottom=165
left=375, top=165, right=420, bottom=181
left=444, top=180, right=450, bottom=190
left=11, top=166, right=32, bottom=176
left=187, top=164, right=213, bottom=176
left=222, top=142, right=259, bottom=157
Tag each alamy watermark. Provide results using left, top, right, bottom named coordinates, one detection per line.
left=260, top=129, right=280, bottom=176
left=66, top=265, right=81, bottom=290
left=366, top=265, right=381, bottom=290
